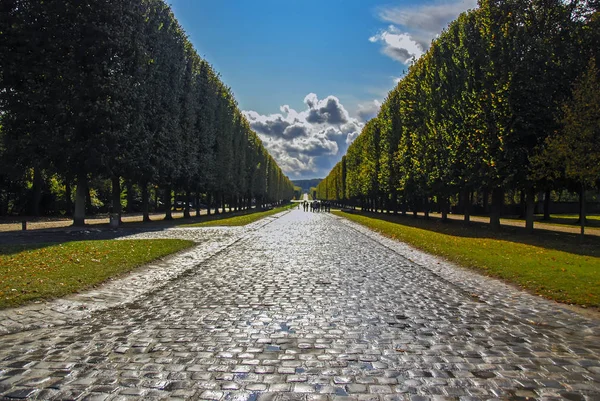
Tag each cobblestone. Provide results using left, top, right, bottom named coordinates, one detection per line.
left=0, top=210, right=599, bottom=400
left=0, top=217, right=278, bottom=336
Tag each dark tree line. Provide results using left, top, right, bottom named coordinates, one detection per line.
left=317, top=0, right=600, bottom=235
left=0, top=0, right=294, bottom=225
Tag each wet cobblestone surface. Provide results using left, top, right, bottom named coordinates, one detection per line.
left=1, top=210, right=599, bottom=400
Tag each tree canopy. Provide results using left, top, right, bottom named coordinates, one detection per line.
left=0, top=0, right=294, bottom=223
left=317, top=0, right=599, bottom=232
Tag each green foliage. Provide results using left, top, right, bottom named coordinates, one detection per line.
left=0, top=0, right=294, bottom=219
left=551, top=59, right=600, bottom=187
left=320, top=0, right=596, bottom=227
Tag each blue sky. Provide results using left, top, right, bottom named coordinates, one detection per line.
left=169, top=0, right=477, bottom=179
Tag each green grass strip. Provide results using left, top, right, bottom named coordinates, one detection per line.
left=0, top=239, right=193, bottom=309
left=334, top=211, right=600, bottom=307
left=182, top=204, right=295, bottom=227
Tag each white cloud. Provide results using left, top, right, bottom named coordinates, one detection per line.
left=378, top=0, right=478, bottom=37
left=369, top=26, right=425, bottom=64
left=356, top=99, right=382, bottom=122
left=243, top=94, right=364, bottom=179
left=371, top=0, right=477, bottom=64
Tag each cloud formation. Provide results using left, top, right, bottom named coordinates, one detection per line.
left=243, top=94, right=364, bottom=179
left=369, top=26, right=425, bottom=64
left=356, top=100, right=382, bottom=122
left=371, top=0, right=478, bottom=64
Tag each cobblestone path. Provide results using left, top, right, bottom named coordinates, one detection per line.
left=1, top=210, right=599, bottom=400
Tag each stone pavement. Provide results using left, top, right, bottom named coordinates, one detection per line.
left=0, top=210, right=599, bottom=400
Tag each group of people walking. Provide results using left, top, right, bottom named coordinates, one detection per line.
left=301, top=200, right=330, bottom=212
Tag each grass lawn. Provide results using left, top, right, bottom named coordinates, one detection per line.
left=533, top=214, right=600, bottom=228
left=181, top=204, right=294, bottom=227
left=334, top=211, right=600, bottom=308
left=0, top=239, right=193, bottom=309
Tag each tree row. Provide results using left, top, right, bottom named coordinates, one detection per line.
left=317, top=0, right=600, bottom=235
left=0, top=0, right=294, bottom=225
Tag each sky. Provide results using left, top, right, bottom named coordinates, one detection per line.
left=168, top=0, right=478, bottom=180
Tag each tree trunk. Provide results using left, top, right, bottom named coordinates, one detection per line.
left=111, top=175, right=122, bottom=225
left=207, top=193, right=212, bottom=215
left=195, top=192, right=201, bottom=217
left=86, top=185, right=92, bottom=215
left=141, top=183, right=150, bottom=222
left=184, top=190, right=191, bottom=218
left=518, top=190, right=526, bottom=219
left=215, top=193, right=221, bottom=214
left=490, top=187, right=503, bottom=230
left=482, top=188, right=489, bottom=214
left=31, top=167, right=43, bottom=217
left=164, top=186, right=173, bottom=220
left=463, top=189, right=471, bottom=223
left=73, top=172, right=87, bottom=226
left=65, top=179, right=73, bottom=216
left=441, top=196, right=448, bottom=222
left=525, top=186, right=535, bottom=233
left=126, top=180, right=134, bottom=213
left=580, top=183, right=586, bottom=237
left=0, top=190, right=7, bottom=216
left=543, top=188, right=551, bottom=220
left=424, top=197, right=429, bottom=220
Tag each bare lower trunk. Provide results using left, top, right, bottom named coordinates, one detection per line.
left=441, top=196, right=448, bottom=222
left=482, top=188, right=489, bottom=214
left=525, top=186, right=535, bottom=233
left=73, top=172, right=87, bottom=226
left=184, top=189, right=191, bottom=218
left=126, top=180, right=134, bottom=213
left=111, top=175, right=122, bottom=225
left=519, top=190, right=526, bottom=219
left=490, top=187, right=503, bottom=231
left=580, top=183, right=586, bottom=238
left=543, top=188, right=551, bottom=220
left=195, top=192, right=201, bottom=217
left=463, top=189, right=471, bottom=223
left=141, top=183, right=150, bottom=222
left=65, top=179, right=73, bottom=216
left=31, top=167, right=43, bottom=217
left=164, top=186, right=173, bottom=220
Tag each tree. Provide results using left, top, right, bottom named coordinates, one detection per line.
left=543, top=59, right=600, bottom=236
